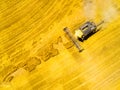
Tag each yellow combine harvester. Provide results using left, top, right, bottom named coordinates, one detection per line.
left=64, top=21, right=104, bottom=51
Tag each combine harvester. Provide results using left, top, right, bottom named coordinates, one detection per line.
left=64, top=21, right=104, bottom=52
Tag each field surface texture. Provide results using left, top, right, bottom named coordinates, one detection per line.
left=0, top=0, right=120, bottom=90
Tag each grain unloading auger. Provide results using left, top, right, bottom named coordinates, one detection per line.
left=63, top=21, right=104, bottom=52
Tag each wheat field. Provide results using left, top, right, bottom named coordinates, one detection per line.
left=0, top=0, right=120, bottom=90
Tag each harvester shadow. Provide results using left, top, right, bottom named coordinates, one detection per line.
left=78, top=28, right=101, bottom=42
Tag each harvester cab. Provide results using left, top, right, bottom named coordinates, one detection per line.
left=75, top=21, right=104, bottom=41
